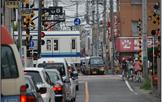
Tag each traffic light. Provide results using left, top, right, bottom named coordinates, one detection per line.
left=24, top=0, right=29, bottom=8
left=138, top=49, right=142, bottom=65
left=41, top=32, right=45, bottom=45
left=151, top=30, right=156, bottom=36
left=152, top=2, right=160, bottom=25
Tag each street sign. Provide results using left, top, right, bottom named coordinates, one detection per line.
left=5, top=0, right=19, bottom=8
left=21, top=9, right=33, bottom=16
left=48, top=7, right=63, bottom=15
left=74, top=18, right=81, bottom=25
left=84, top=24, right=91, bottom=30
left=29, top=40, right=34, bottom=49
left=42, top=13, right=65, bottom=22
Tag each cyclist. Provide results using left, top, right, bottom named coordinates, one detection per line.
left=121, top=58, right=128, bottom=80
left=134, top=59, right=142, bottom=82
left=127, top=60, right=134, bottom=80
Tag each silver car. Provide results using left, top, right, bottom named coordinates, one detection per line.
left=24, top=67, right=55, bottom=102
left=45, top=69, right=65, bottom=102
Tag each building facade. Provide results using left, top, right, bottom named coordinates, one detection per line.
left=116, top=0, right=160, bottom=60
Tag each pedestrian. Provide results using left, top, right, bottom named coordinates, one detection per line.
left=134, top=59, right=142, bottom=82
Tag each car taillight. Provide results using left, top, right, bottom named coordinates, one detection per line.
left=52, top=85, right=62, bottom=91
left=20, top=85, right=27, bottom=102
left=20, top=95, right=26, bottom=102
left=27, top=95, right=37, bottom=102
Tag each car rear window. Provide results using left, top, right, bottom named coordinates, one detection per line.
left=1, top=45, right=19, bottom=79
left=46, top=71, right=59, bottom=84
left=38, top=63, right=65, bottom=77
left=24, top=71, right=43, bottom=84
left=90, top=57, right=104, bottom=65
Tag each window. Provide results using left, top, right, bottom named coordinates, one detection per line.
left=131, top=21, right=138, bottom=36
left=72, top=39, right=76, bottom=49
left=46, top=39, right=51, bottom=51
left=54, top=40, right=58, bottom=51
left=131, top=0, right=142, bottom=4
left=38, top=63, right=65, bottom=77
left=1, top=45, right=19, bottom=79
left=43, top=71, right=52, bottom=85
left=46, top=71, right=59, bottom=84
left=24, top=71, right=43, bottom=84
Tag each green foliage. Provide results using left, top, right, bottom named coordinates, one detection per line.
left=140, top=78, right=151, bottom=90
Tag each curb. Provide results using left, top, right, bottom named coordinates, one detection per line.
left=129, top=81, right=161, bottom=102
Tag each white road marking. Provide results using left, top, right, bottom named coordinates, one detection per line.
left=125, top=80, right=138, bottom=95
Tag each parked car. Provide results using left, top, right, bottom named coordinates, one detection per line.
left=24, top=75, right=45, bottom=102
left=36, top=57, right=74, bottom=102
left=45, top=69, right=65, bottom=102
left=1, top=26, right=27, bottom=102
left=24, top=67, right=55, bottom=102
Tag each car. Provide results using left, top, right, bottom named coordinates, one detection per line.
left=24, top=67, right=55, bottom=102
left=68, top=63, right=79, bottom=91
left=1, top=26, right=27, bottom=102
left=24, top=75, right=45, bottom=102
left=45, top=69, right=65, bottom=102
left=36, top=57, right=74, bottom=102
left=89, top=56, right=106, bottom=75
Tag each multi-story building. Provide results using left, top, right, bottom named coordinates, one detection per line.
left=115, top=0, right=160, bottom=60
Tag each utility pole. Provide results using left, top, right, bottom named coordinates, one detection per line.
left=18, top=0, right=22, bottom=55
left=92, top=0, right=95, bottom=56
left=142, top=0, right=148, bottom=79
left=110, top=0, right=114, bottom=73
left=38, top=0, right=42, bottom=58
left=86, top=0, right=89, bottom=24
left=103, top=0, right=107, bottom=45
left=103, top=0, right=107, bottom=61
left=96, top=0, right=99, bottom=56
left=76, top=1, right=79, bottom=30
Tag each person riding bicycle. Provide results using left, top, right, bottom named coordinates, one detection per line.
left=134, top=59, right=142, bottom=82
left=121, top=58, right=128, bottom=80
left=127, top=60, right=134, bottom=80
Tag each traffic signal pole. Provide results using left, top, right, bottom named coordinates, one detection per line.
left=18, top=0, right=22, bottom=55
left=38, top=0, right=42, bottom=58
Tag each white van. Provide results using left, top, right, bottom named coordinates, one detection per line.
left=36, top=58, right=69, bottom=80
left=36, top=57, right=74, bottom=101
left=1, top=26, right=27, bottom=102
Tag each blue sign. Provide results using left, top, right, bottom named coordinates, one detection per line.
left=74, top=18, right=81, bottom=25
left=29, top=40, right=34, bottom=49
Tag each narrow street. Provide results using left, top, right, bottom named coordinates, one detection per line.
left=76, top=75, right=160, bottom=102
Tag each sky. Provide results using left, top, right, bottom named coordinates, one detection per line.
left=57, top=0, right=117, bottom=27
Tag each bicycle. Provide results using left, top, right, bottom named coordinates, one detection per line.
left=135, top=71, right=142, bottom=82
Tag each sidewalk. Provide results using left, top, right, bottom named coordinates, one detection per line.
left=128, top=80, right=161, bottom=102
